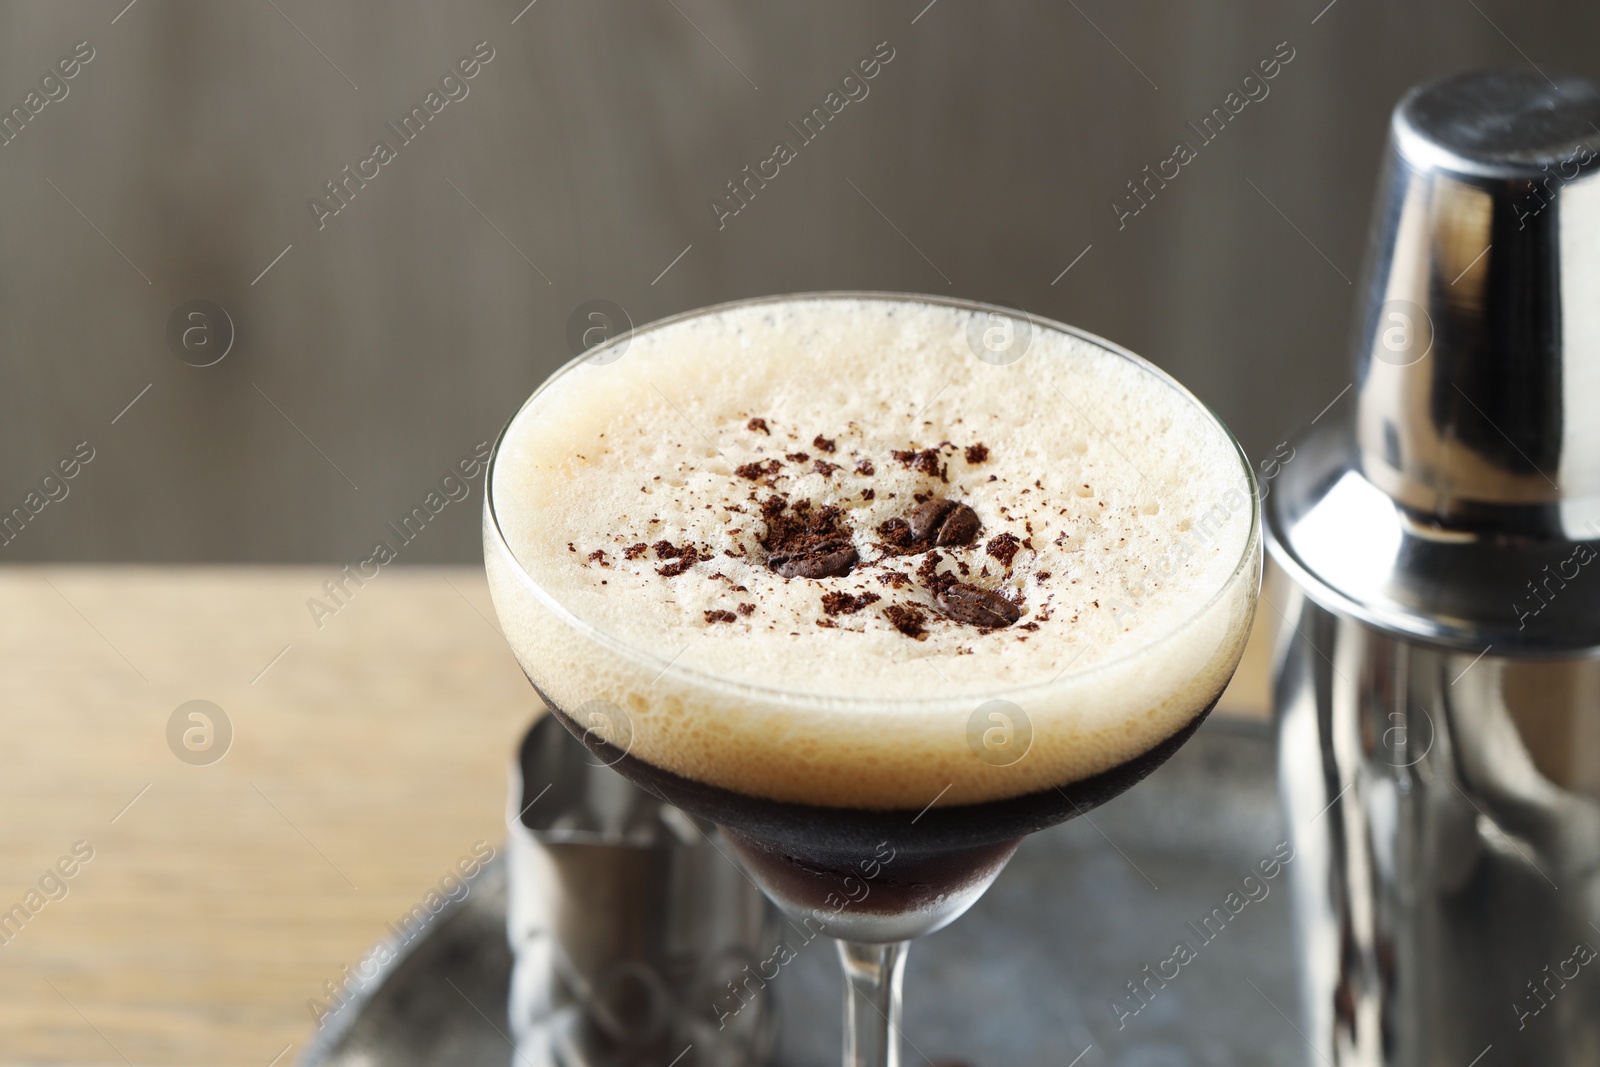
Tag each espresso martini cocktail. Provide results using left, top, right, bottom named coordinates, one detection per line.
left=484, top=293, right=1260, bottom=1066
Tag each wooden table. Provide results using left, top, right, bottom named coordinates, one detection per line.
left=0, top=566, right=1273, bottom=1065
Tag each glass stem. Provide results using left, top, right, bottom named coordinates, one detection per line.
left=837, top=939, right=908, bottom=1067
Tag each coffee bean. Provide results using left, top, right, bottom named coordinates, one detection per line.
left=908, top=498, right=957, bottom=541
left=772, top=542, right=858, bottom=579
left=936, top=503, right=980, bottom=546
left=936, top=583, right=1021, bottom=627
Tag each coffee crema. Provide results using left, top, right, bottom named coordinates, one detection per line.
left=486, top=296, right=1257, bottom=810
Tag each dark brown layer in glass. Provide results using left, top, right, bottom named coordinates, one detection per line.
left=721, top=827, right=1021, bottom=918
left=536, top=686, right=1219, bottom=860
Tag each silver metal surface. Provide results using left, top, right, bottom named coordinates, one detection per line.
left=1276, top=594, right=1600, bottom=1066
left=506, top=715, right=780, bottom=1067
left=299, top=718, right=1300, bottom=1067
left=1269, top=68, right=1600, bottom=653
left=1269, top=67, right=1600, bottom=1067
left=1358, top=68, right=1600, bottom=524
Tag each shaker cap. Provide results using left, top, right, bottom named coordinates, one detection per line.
left=1396, top=67, right=1600, bottom=176
left=1267, top=68, right=1600, bottom=654
left=1356, top=67, right=1600, bottom=525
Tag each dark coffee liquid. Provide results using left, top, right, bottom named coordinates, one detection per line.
left=535, top=687, right=1218, bottom=914
left=721, top=826, right=1021, bottom=919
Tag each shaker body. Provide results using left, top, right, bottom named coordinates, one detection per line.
left=1277, top=585, right=1600, bottom=1065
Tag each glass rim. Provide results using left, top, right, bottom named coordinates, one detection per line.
left=484, top=290, right=1261, bottom=710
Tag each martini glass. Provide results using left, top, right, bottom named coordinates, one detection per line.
left=484, top=293, right=1261, bottom=1067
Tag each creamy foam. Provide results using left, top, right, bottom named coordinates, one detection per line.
left=486, top=296, right=1258, bottom=809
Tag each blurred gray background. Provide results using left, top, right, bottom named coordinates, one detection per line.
left=2, top=0, right=1595, bottom=563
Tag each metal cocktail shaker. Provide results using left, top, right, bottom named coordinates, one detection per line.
left=1268, top=69, right=1600, bottom=1065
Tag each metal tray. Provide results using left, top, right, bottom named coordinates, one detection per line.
left=301, top=718, right=1298, bottom=1067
